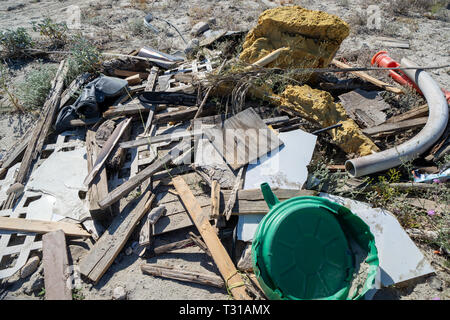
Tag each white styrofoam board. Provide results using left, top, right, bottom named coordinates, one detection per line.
left=237, top=129, right=317, bottom=241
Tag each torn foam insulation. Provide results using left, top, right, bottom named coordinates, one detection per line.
left=278, top=85, right=379, bottom=156
left=239, top=5, right=349, bottom=80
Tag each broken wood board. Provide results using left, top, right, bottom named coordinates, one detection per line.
left=172, top=176, right=252, bottom=300
left=141, top=264, right=224, bottom=288
left=332, top=59, right=403, bottom=94
left=0, top=216, right=90, bottom=237
left=339, top=89, right=390, bottom=127
left=79, top=183, right=159, bottom=284
left=374, top=36, right=410, bottom=49
left=385, top=104, right=428, bottom=123
left=204, top=107, right=283, bottom=170
left=86, top=130, right=109, bottom=214
left=362, top=117, right=427, bottom=136
left=42, top=230, right=72, bottom=300
left=98, top=141, right=192, bottom=209
left=154, top=182, right=316, bottom=236
left=84, top=118, right=132, bottom=186
left=103, top=101, right=166, bottom=118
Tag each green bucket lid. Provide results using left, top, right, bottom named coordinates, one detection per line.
left=252, top=183, right=379, bottom=300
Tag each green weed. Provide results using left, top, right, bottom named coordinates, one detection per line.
left=17, top=63, right=58, bottom=111
left=32, top=18, right=68, bottom=48
left=0, top=28, right=33, bottom=58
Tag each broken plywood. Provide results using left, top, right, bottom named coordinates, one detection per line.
left=204, top=107, right=283, bottom=170
left=339, top=89, right=390, bottom=127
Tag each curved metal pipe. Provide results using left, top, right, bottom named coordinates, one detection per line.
left=345, top=58, right=448, bottom=177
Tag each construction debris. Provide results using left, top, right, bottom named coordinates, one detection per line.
left=240, top=6, right=349, bottom=75
left=0, top=3, right=448, bottom=303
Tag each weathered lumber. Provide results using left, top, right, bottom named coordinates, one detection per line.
left=98, top=141, right=191, bottom=209
left=60, top=72, right=91, bottom=107
left=114, top=69, right=149, bottom=79
left=223, top=167, right=244, bottom=220
left=42, top=230, right=72, bottom=300
left=188, top=232, right=212, bottom=257
left=385, top=104, right=428, bottom=123
left=153, top=188, right=317, bottom=236
left=154, top=107, right=199, bottom=124
left=69, top=118, right=100, bottom=127
left=210, top=180, right=220, bottom=219
left=0, top=216, right=90, bottom=237
left=3, top=60, right=68, bottom=210
left=139, top=205, right=166, bottom=247
left=204, top=108, right=283, bottom=170
left=120, top=116, right=285, bottom=150
left=172, top=176, right=252, bottom=300
left=103, top=101, right=165, bottom=118
left=120, top=129, right=201, bottom=149
left=143, top=66, right=159, bottom=135
left=125, top=74, right=142, bottom=85
left=151, top=238, right=194, bottom=256
left=85, top=130, right=109, bottom=214
left=79, top=184, right=159, bottom=284
left=84, top=118, right=132, bottom=186
left=363, top=117, right=428, bottom=136
left=332, top=59, right=403, bottom=94
left=141, top=264, right=224, bottom=288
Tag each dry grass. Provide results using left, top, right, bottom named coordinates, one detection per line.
left=188, top=5, right=213, bottom=27
left=130, top=0, right=149, bottom=11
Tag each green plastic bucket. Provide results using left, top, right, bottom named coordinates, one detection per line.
left=252, top=183, right=379, bottom=300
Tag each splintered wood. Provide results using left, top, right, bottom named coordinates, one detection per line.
left=79, top=183, right=159, bottom=283
left=172, top=176, right=252, bottom=300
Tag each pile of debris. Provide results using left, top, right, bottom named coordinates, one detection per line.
left=0, top=6, right=448, bottom=300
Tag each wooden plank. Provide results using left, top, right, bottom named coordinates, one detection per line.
left=79, top=184, right=159, bottom=284
left=153, top=188, right=317, bottom=235
left=84, top=118, right=132, bottom=186
left=144, top=66, right=159, bottom=92
left=151, top=238, right=194, bottom=256
left=223, top=167, right=244, bottom=220
left=338, top=89, right=389, bottom=127
left=3, top=60, right=68, bottom=210
left=332, top=59, right=403, bottom=94
left=143, top=66, right=159, bottom=135
left=42, top=230, right=72, bottom=300
left=210, top=180, right=220, bottom=219
left=154, top=107, right=199, bottom=124
left=60, top=73, right=91, bottom=107
left=69, top=118, right=100, bottom=127
left=141, top=264, right=224, bottom=288
left=119, top=129, right=201, bottom=149
left=363, top=117, right=428, bottom=136
left=98, top=141, right=192, bottom=209
left=0, top=216, right=90, bottom=237
left=385, top=104, right=428, bottom=123
left=205, top=107, right=283, bottom=170
left=172, top=176, right=252, bottom=300
left=114, top=69, right=149, bottom=79
left=125, top=74, right=142, bottom=85
left=139, top=206, right=166, bottom=247
left=86, top=130, right=109, bottom=213
left=103, top=101, right=166, bottom=118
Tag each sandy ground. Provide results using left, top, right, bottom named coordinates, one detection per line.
left=0, top=0, right=449, bottom=300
